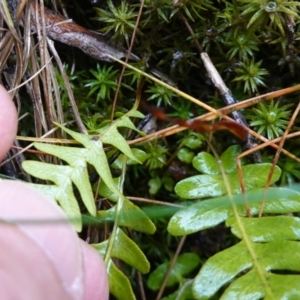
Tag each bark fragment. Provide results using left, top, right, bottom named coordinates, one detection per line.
left=29, top=2, right=139, bottom=62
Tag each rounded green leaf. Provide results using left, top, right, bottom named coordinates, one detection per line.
left=149, top=177, right=162, bottom=195
left=228, top=164, right=281, bottom=193
left=112, top=148, right=147, bottom=169
left=177, top=148, right=195, bottom=164
left=175, top=163, right=281, bottom=200
left=147, top=253, right=201, bottom=291
left=192, top=152, right=220, bottom=174
left=175, top=174, right=225, bottom=199
left=184, top=133, right=204, bottom=149
left=162, top=176, right=175, bottom=192
left=220, top=145, right=241, bottom=173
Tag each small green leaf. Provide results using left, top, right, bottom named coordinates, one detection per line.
left=148, top=177, right=162, bottom=195
left=192, top=145, right=240, bottom=175
left=147, top=253, right=201, bottom=291
left=98, top=177, right=121, bottom=202
left=220, top=145, right=241, bottom=173
left=107, top=259, right=135, bottom=300
left=227, top=216, right=300, bottom=242
left=168, top=188, right=300, bottom=236
left=184, top=133, right=204, bottom=150
left=127, top=109, right=144, bottom=118
left=175, top=174, right=226, bottom=199
left=112, top=148, right=147, bottom=169
left=98, top=197, right=156, bottom=234
left=162, top=175, right=175, bottom=192
left=100, top=126, right=139, bottom=162
left=92, top=228, right=150, bottom=273
left=177, top=148, right=195, bottom=164
left=175, top=164, right=281, bottom=199
left=91, top=241, right=107, bottom=256
left=192, top=152, right=220, bottom=174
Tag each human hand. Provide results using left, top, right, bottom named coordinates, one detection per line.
left=0, top=85, right=109, bottom=300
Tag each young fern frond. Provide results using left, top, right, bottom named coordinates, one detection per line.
left=21, top=108, right=152, bottom=231
left=22, top=107, right=156, bottom=298
left=168, top=145, right=300, bottom=299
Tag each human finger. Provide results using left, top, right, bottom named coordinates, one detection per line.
left=0, top=85, right=17, bottom=160
left=0, top=180, right=84, bottom=299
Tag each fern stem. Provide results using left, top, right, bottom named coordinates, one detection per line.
left=104, top=154, right=127, bottom=265
left=207, top=138, right=275, bottom=298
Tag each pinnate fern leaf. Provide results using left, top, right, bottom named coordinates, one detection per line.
left=22, top=110, right=145, bottom=231
left=168, top=187, right=300, bottom=235
left=22, top=109, right=156, bottom=299
left=194, top=239, right=300, bottom=299
left=168, top=187, right=300, bottom=299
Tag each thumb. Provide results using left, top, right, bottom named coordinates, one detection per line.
left=0, top=85, right=17, bottom=160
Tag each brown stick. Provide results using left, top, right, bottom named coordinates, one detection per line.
left=29, top=2, right=139, bottom=62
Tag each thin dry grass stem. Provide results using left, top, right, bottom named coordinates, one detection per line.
left=0, top=125, right=62, bottom=167
left=16, top=136, right=78, bottom=144
left=248, top=130, right=300, bottom=163
left=33, top=0, right=53, bottom=131
left=179, top=12, right=202, bottom=52
left=47, top=38, right=87, bottom=134
left=109, top=55, right=224, bottom=114
left=0, top=1, right=19, bottom=40
left=136, top=271, right=147, bottom=300
left=0, top=1, right=21, bottom=68
left=237, top=132, right=300, bottom=217
left=258, top=101, right=300, bottom=217
left=236, top=157, right=252, bottom=217
left=10, top=146, right=44, bottom=154
left=49, top=59, right=64, bottom=131
left=27, top=50, right=48, bottom=136
left=34, top=0, right=65, bottom=137
left=11, top=2, right=30, bottom=95
left=129, top=108, right=300, bottom=162
left=238, top=131, right=300, bottom=163
left=27, top=0, right=85, bottom=140
left=112, top=55, right=298, bottom=121
left=235, top=103, right=300, bottom=218
left=155, top=235, right=187, bottom=300
left=8, top=57, right=52, bottom=92
left=16, top=0, right=28, bottom=21
left=127, top=196, right=184, bottom=208
left=0, top=7, right=33, bottom=119
left=218, top=84, right=300, bottom=115
left=0, top=2, right=24, bottom=98
left=129, top=81, right=300, bottom=163
left=19, top=6, right=32, bottom=75
left=110, top=0, right=145, bottom=120
left=54, top=0, right=67, bottom=18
